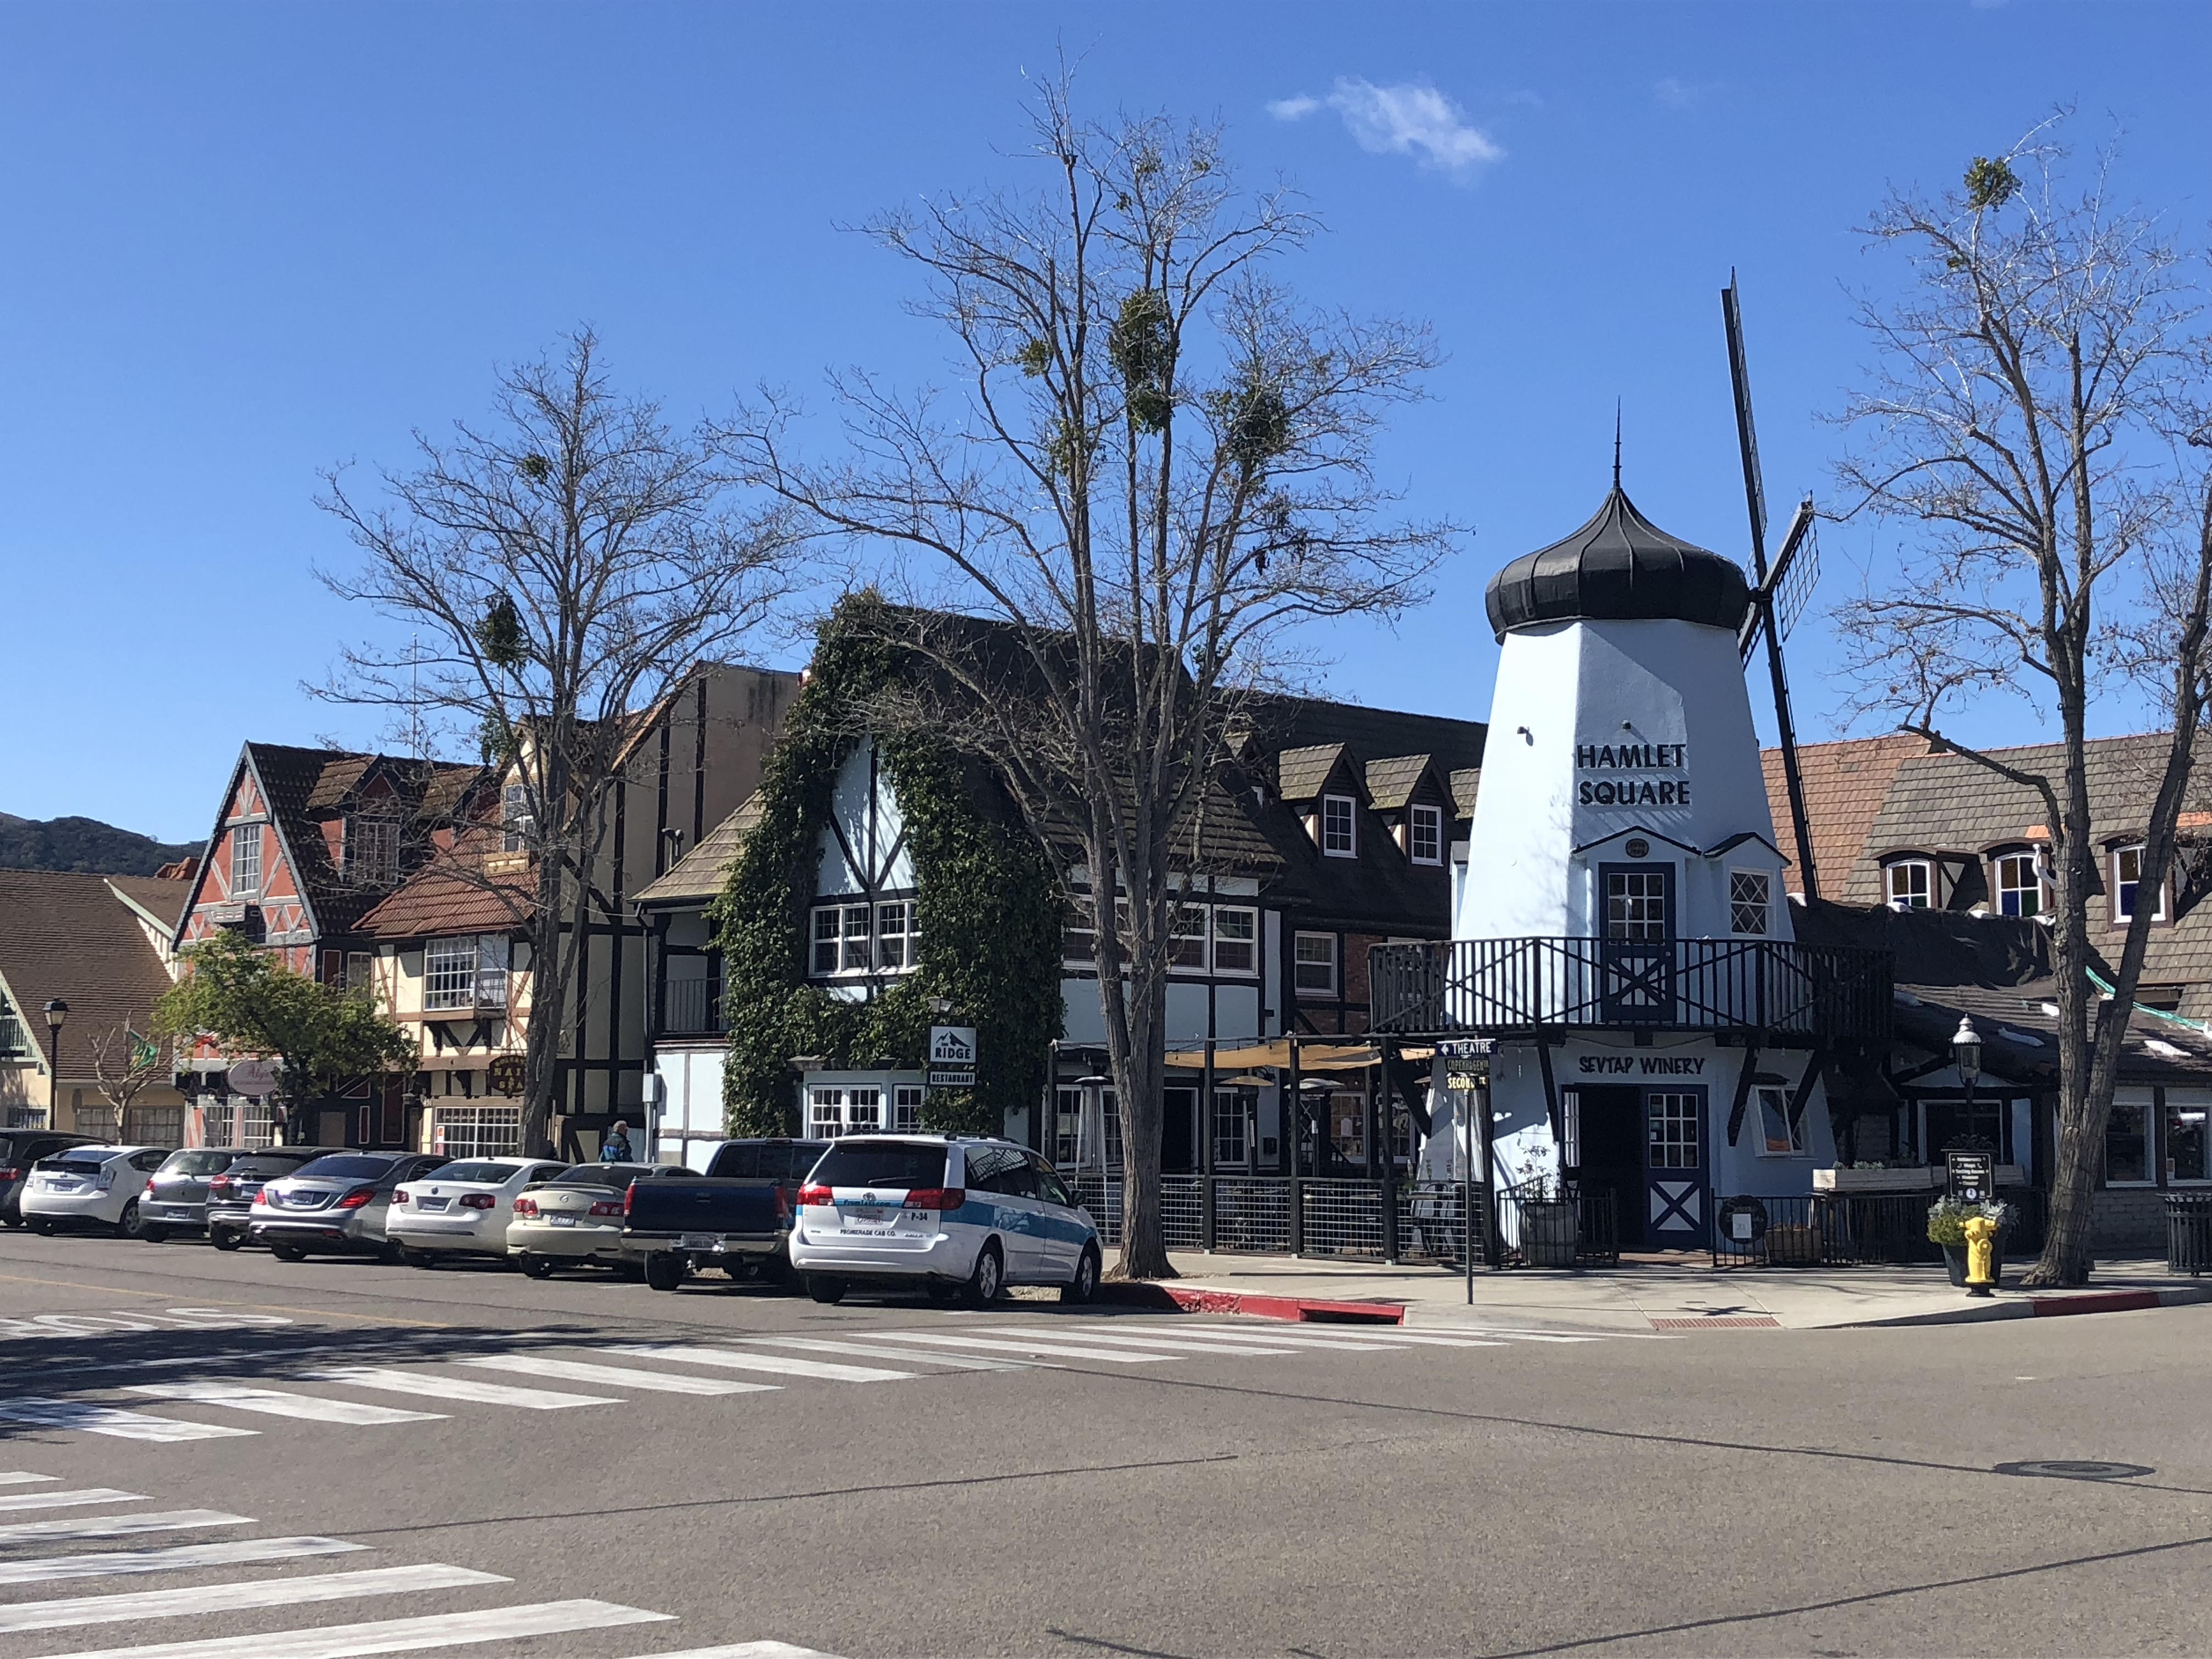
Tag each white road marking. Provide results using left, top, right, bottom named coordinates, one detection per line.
left=0, top=1471, right=57, bottom=1487
left=607, top=1345, right=912, bottom=1384
left=125, top=1384, right=446, bottom=1425
left=44, top=1598, right=673, bottom=1659
left=0, top=1400, right=256, bottom=1443
left=742, top=1336, right=1042, bottom=1372
left=0, top=1561, right=503, bottom=1632
left=0, top=1511, right=251, bottom=1547
left=303, top=1367, right=615, bottom=1409
left=0, top=1535, right=366, bottom=1587
left=860, top=1331, right=1173, bottom=1364
left=0, top=1488, right=148, bottom=1514
left=966, top=1327, right=1303, bottom=1357
left=461, top=1356, right=775, bottom=1396
left=617, top=1645, right=847, bottom=1658
left=1102, top=1323, right=1502, bottom=1350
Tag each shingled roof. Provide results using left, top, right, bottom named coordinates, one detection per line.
left=0, top=872, right=179, bottom=1077
left=1762, top=733, right=1927, bottom=896
left=1243, top=693, right=1486, bottom=781
left=1277, top=744, right=1348, bottom=803
left=637, top=792, right=766, bottom=907
left=1363, top=754, right=1435, bottom=812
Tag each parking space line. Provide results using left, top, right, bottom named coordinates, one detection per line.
left=0, top=1535, right=366, bottom=1587
left=125, top=1383, right=447, bottom=1426
left=37, top=1597, right=671, bottom=1659
left=0, top=1511, right=251, bottom=1547
left=303, top=1367, right=616, bottom=1410
left=0, top=1400, right=257, bottom=1443
left=461, top=1356, right=776, bottom=1396
left=607, top=1344, right=912, bottom=1384
left=861, top=1332, right=1175, bottom=1363
left=0, top=1561, right=505, bottom=1633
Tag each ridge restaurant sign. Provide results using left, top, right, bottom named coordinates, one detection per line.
left=928, top=1025, right=978, bottom=1088
left=1576, top=741, right=1691, bottom=808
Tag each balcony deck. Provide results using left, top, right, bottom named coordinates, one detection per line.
left=1368, top=936, right=1892, bottom=1047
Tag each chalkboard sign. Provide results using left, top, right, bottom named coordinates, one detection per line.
left=1946, top=1149, right=1995, bottom=1204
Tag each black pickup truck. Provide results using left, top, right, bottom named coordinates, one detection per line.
left=622, top=1138, right=830, bottom=1292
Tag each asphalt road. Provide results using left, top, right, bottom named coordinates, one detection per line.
left=0, top=1229, right=2207, bottom=1658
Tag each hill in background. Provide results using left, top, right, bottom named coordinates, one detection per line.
left=0, top=812, right=202, bottom=877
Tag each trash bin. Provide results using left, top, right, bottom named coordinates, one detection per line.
left=2165, top=1192, right=2212, bottom=1276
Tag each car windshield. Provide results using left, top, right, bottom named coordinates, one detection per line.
left=292, top=1155, right=397, bottom=1181
left=810, top=1141, right=948, bottom=1190
left=424, top=1162, right=520, bottom=1184
left=160, top=1151, right=236, bottom=1177
left=709, top=1142, right=828, bottom=1181
left=34, top=1157, right=109, bottom=1174
left=547, top=1163, right=648, bottom=1188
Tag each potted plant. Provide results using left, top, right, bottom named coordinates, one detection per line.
left=1515, top=1163, right=1580, bottom=1269
left=1927, top=1196, right=2019, bottom=1286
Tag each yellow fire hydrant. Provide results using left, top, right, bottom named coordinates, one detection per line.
left=1963, top=1214, right=1999, bottom=1297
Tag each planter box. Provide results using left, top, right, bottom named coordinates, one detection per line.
left=1521, top=1201, right=1580, bottom=1269
left=1765, top=1222, right=1821, bottom=1266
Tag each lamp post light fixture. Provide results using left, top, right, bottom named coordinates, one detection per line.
left=1952, top=1015, right=1984, bottom=1144
left=42, top=1000, right=67, bottom=1130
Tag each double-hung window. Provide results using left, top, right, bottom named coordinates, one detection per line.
left=1294, top=932, right=1338, bottom=994
left=1170, top=905, right=1210, bottom=970
left=348, top=817, right=398, bottom=885
left=1211, top=907, right=1259, bottom=975
left=230, top=826, right=262, bottom=896
left=810, top=903, right=871, bottom=975
left=1320, top=794, right=1357, bottom=856
left=1995, top=851, right=2042, bottom=918
left=425, top=937, right=480, bottom=1012
left=808, top=1087, right=845, bottom=1138
left=1409, top=803, right=1443, bottom=865
left=893, top=1085, right=924, bottom=1133
left=1729, top=870, right=1771, bottom=937
left=2113, top=845, right=2166, bottom=924
left=1885, top=859, right=1932, bottom=909
left=875, top=901, right=916, bottom=970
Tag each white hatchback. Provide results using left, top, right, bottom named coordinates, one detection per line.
left=21, top=1146, right=167, bottom=1238
left=788, top=1135, right=1101, bottom=1306
left=387, top=1157, right=571, bottom=1266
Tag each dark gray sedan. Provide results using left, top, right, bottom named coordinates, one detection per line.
left=248, top=1152, right=447, bottom=1262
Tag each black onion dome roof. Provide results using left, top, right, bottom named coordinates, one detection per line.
left=1484, top=485, right=1751, bottom=640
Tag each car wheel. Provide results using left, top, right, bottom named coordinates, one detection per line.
left=114, top=1201, right=145, bottom=1241
left=141, top=1225, right=170, bottom=1245
left=644, top=1252, right=687, bottom=1293
left=26, top=1218, right=55, bottom=1237
left=1062, top=1245, right=1101, bottom=1306
left=518, top=1254, right=557, bottom=1280
left=268, top=1241, right=308, bottom=1262
left=1, top=1211, right=21, bottom=1229
left=807, top=1274, right=848, bottom=1305
left=404, top=1248, right=437, bottom=1269
left=963, top=1241, right=1005, bottom=1307
left=210, top=1226, right=244, bottom=1252
left=924, top=1279, right=960, bottom=1305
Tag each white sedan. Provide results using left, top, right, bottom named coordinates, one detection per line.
left=386, top=1156, right=571, bottom=1267
left=20, top=1146, right=168, bottom=1239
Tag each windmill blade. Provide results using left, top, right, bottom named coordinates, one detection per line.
left=1737, top=500, right=1819, bottom=663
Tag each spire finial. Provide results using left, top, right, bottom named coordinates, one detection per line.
left=1613, top=400, right=1622, bottom=489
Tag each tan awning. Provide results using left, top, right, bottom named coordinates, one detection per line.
left=1168, top=1040, right=1381, bottom=1071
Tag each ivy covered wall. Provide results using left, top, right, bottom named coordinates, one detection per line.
left=712, top=601, right=1065, bottom=1137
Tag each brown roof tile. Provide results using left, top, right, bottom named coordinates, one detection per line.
left=1363, top=754, right=1435, bottom=812
left=637, top=793, right=764, bottom=906
left=1448, top=768, right=1482, bottom=823
left=1277, top=744, right=1347, bottom=802
left=357, top=865, right=534, bottom=940
left=1761, top=734, right=1926, bottom=896
left=0, top=871, right=177, bottom=1079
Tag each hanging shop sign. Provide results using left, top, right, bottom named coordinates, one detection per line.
left=227, top=1059, right=281, bottom=1099
left=928, top=1025, right=978, bottom=1088
left=487, top=1056, right=527, bottom=1097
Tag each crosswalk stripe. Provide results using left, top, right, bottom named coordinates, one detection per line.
left=616, top=1645, right=847, bottom=1658
left=0, top=1400, right=256, bottom=1443
left=460, top=1356, right=776, bottom=1396
left=743, top=1337, right=1040, bottom=1372
left=607, top=1345, right=912, bottom=1384
left=125, top=1384, right=447, bottom=1425
left=303, top=1367, right=616, bottom=1410
left=1421, top=1328, right=1607, bottom=1344
left=0, top=1488, right=148, bottom=1514
left=0, top=1561, right=504, bottom=1633
left=1032, top=1324, right=1405, bottom=1352
left=43, top=1597, right=674, bottom=1659
left=0, top=1511, right=251, bottom=1548
left=0, top=1471, right=57, bottom=1487
left=861, top=1332, right=1173, bottom=1364
left=965, top=1327, right=1303, bottom=1357
left=0, top=1535, right=367, bottom=1587
left=1098, top=1323, right=1504, bottom=1350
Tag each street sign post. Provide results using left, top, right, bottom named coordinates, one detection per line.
left=1946, top=1149, right=1995, bottom=1205
left=927, top=1025, right=978, bottom=1088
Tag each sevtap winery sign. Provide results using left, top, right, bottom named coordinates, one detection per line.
left=927, top=1026, right=978, bottom=1088
left=1576, top=741, right=1691, bottom=807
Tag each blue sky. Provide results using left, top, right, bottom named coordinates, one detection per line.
left=4, top=1, right=2206, bottom=842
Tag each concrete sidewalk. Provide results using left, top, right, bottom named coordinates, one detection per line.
left=1107, top=1249, right=2212, bottom=1332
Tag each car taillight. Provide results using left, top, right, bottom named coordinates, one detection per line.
left=392, top=1189, right=410, bottom=1205
left=775, top=1184, right=792, bottom=1220
left=513, top=1196, right=538, bottom=1218
left=0, top=1167, right=19, bottom=1182
left=587, top=1199, right=622, bottom=1217
left=460, top=1193, right=495, bottom=1210
left=903, top=1187, right=964, bottom=1211
left=798, top=1182, right=832, bottom=1207
left=207, top=1174, right=230, bottom=1192
left=95, top=1169, right=116, bottom=1191
left=335, top=1187, right=377, bottom=1210
left=623, top=1183, right=636, bottom=1217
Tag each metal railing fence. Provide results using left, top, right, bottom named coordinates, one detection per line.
left=1710, top=1187, right=2050, bottom=1268
left=1492, top=1180, right=1619, bottom=1269
left=2168, top=1193, right=2212, bottom=1275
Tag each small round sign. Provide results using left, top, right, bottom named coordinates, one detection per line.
left=1625, top=837, right=1651, bottom=859
left=486, top=1055, right=527, bottom=1097
left=226, top=1058, right=281, bottom=1099
left=1994, top=1460, right=2154, bottom=1482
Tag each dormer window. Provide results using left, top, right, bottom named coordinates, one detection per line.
left=2113, top=844, right=2168, bottom=924
left=347, top=817, right=398, bottom=885
left=1729, top=870, right=1771, bottom=936
left=501, top=783, right=535, bottom=854
left=1884, top=859, right=1932, bottom=910
left=1321, top=794, right=1357, bottom=857
left=1994, top=851, right=2043, bottom=918
left=1409, top=804, right=1443, bottom=866
left=230, top=826, right=262, bottom=897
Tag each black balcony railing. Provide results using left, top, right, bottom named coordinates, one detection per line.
left=661, top=977, right=724, bottom=1036
left=1368, top=936, right=1891, bottom=1046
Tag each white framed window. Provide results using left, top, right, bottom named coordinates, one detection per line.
left=1294, top=932, right=1337, bottom=995
left=1884, top=859, right=1932, bottom=910
left=425, top=936, right=503, bottom=1012
left=2107, top=1086, right=2153, bottom=1184
left=346, top=952, right=375, bottom=997
left=845, top=1087, right=882, bottom=1133
left=1729, top=870, right=1772, bottom=937
left=1754, top=1086, right=1804, bottom=1156
left=433, top=1104, right=521, bottom=1159
left=893, top=1085, right=923, bottom=1133
left=1170, top=904, right=1209, bottom=971
left=1211, top=907, right=1259, bottom=975
left=1053, top=1086, right=1084, bottom=1166
left=348, top=817, right=398, bottom=885
left=1409, top=803, right=1443, bottom=866
left=2113, top=845, right=2167, bottom=924
left=1212, top=1089, right=1249, bottom=1167
left=1995, top=851, right=2043, bottom=918
left=501, top=782, right=534, bottom=854
left=474, top=935, right=510, bottom=1008
left=238, top=1098, right=274, bottom=1149
left=1320, top=794, right=1357, bottom=856
left=874, top=901, right=916, bottom=971
left=808, top=1088, right=842, bottom=1138
left=230, top=826, right=262, bottom=896
left=810, top=903, right=872, bottom=975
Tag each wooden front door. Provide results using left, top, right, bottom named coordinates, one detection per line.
left=1600, top=864, right=1675, bottom=1024
left=1571, top=1085, right=1645, bottom=1249
left=1645, top=1086, right=1708, bottom=1248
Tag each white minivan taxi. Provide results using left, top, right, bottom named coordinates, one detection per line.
left=789, top=1135, right=1100, bottom=1306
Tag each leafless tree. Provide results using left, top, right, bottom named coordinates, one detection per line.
left=83, top=1024, right=167, bottom=1138
left=1833, top=121, right=2212, bottom=1285
left=317, top=330, right=800, bottom=1157
left=721, top=82, right=1455, bottom=1277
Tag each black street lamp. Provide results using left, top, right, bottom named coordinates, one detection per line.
left=42, top=1000, right=67, bottom=1128
left=1952, top=1015, right=1984, bottom=1146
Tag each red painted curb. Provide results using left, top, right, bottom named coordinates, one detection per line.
left=2030, top=1290, right=2165, bottom=1318
left=1098, top=1281, right=1403, bottom=1323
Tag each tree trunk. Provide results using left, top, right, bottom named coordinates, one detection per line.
left=1112, top=970, right=1172, bottom=1279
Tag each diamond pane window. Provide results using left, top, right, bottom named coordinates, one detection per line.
left=1729, top=870, right=1771, bottom=937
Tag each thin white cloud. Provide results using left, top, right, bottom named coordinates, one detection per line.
left=1652, top=76, right=1720, bottom=110
left=1267, top=77, right=1504, bottom=180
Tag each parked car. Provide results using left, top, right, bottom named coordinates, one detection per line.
left=507, top=1163, right=697, bottom=1278
left=386, top=1156, right=571, bottom=1267
left=20, top=1146, right=168, bottom=1238
left=0, top=1131, right=103, bottom=1228
left=250, top=1152, right=447, bottom=1262
left=788, top=1136, right=1101, bottom=1306
left=139, top=1148, right=250, bottom=1242
left=204, top=1148, right=343, bottom=1250
left=620, top=1137, right=830, bottom=1293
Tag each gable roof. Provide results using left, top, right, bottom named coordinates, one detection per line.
left=356, top=866, right=534, bottom=940
left=1278, top=744, right=1349, bottom=803
left=637, top=792, right=766, bottom=907
left=1448, top=768, right=1482, bottom=823
left=1762, top=733, right=1927, bottom=897
left=0, top=871, right=178, bottom=1076
left=1363, top=754, right=1440, bottom=812
left=1243, top=693, right=1486, bottom=781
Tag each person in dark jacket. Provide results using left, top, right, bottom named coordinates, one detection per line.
left=600, top=1121, right=634, bottom=1162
